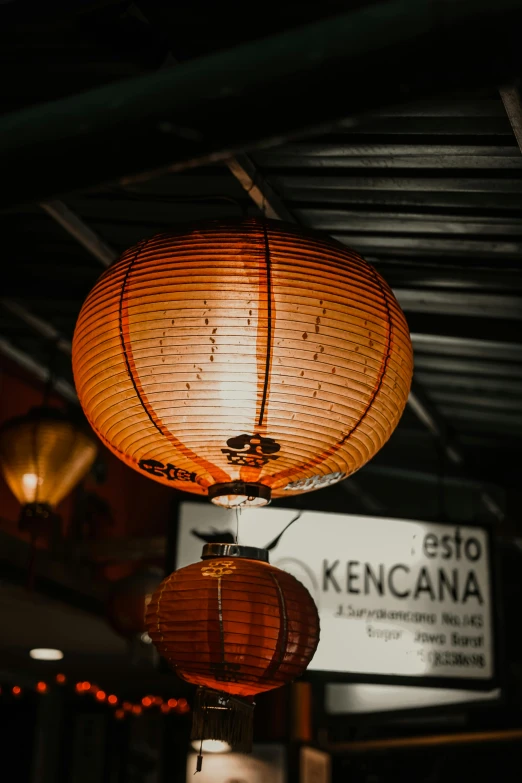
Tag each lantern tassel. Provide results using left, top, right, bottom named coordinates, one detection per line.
left=191, top=686, right=255, bottom=755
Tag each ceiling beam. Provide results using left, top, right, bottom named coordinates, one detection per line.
left=0, top=0, right=522, bottom=207
left=500, top=85, right=522, bottom=153
left=0, top=299, right=72, bottom=354
left=226, top=155, right=295, bottom=222
left=0, top=336, right=77, bottom=404
left=40, top=200, right=117, bottom=268
left=0, top=196, right=114, bottom=368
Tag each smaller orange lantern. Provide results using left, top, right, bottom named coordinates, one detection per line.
left=146, top=543, right=319, bottom=757
left=0, top=407, right=97, bottom=539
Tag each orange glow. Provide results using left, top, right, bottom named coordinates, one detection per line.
left=82, top=681, right=91, bottom=692
left=96, top=690, right=106, bottom=702
left=115, top=709, right=125, bottom=720
left=0, top=408, right=97, bottom=508
left=167, top=698, right=178, bottom=709
left=132, top=705, right=142, bottom=716
left=75, top=683, right=83, bottom=693
left=12, top=686, right=21, bottom=696
left=141, top=696, right=152, bottom=708
left=147, top=554, right=320, bottom=699
left=122, top=702, right=133, bottom=712
left=153, top=696, right=163, bottom=706
left=56, top=674, right=66, bottom=685
left=108, top=695, right=118, bottom=706
left=160, top=704, right=171, bottom=714
left=73, top=219, right=413, bottom=510
left=36, top=682, right=48, bottom=694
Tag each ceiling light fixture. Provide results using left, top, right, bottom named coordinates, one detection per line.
left=191, top=740, right=231, bottom=754
left=29, top=648, right=64, bottom=661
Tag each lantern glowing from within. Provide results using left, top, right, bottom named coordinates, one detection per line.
left=73, top=219, right=413, bottom=508
left=145, top=543, right=319, bottom=753
left=0, top=407, right=97, bottom=529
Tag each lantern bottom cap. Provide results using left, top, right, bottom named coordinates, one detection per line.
left=208, top=482, right=271, bottom=509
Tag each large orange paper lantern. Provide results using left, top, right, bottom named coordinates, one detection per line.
left=73, top=218, right=412, bottom=508
left=0, top=407, right=97, bottom=532
left=145, top=543, right=319, bottom=752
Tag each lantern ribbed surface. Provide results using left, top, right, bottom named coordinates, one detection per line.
left=0, top=407, right=97, bottom=508
left=145, top=556, right=320, bottom=697
left=73, top=218, right=413, bottom=506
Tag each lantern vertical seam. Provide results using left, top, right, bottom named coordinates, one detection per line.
left=118, top=240, right=165, bottom=441
left=263, top=572, right=288, bottom=681
left=258, top=220, right=273, bottom=428
left=338, top=265, right=393, bottom=447
left=217, top=576, right=226, bottom=668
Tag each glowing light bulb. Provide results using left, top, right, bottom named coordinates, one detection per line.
left=22, top=472, right=42, bottom=500
left=29, top=648, right=64, bottom=661
left=191, top=740, right=231, bottom=754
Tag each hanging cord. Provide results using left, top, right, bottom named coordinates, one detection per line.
left=195, top=736, right=203, bottom=774
left=195, top=687, right=207, bottom=773
left=234, top=498, right=251, bottom=545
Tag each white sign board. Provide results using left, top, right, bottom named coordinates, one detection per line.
left=177, top=504, right=495, bottom=685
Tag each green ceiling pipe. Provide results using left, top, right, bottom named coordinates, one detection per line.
left=1, top=0, right=521, bottom=207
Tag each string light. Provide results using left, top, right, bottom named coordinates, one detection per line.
left=2, top=678, right=188, bottom=720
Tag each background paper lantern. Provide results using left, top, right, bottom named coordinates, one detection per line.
left=73, top=218, right=413, bottom=508
left=0, top=407, right=98, bottom=533
left=107, top=565, right=163, bottom=639
left=145, top=543, right=320, bottom=754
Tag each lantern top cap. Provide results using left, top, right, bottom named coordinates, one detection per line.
left=201, top=544, right=269, bottom=563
